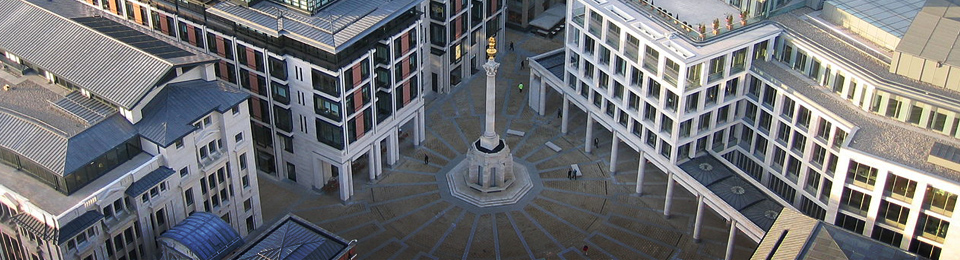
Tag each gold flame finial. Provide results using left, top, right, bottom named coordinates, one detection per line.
left=486, top=37, right=497, bottom=60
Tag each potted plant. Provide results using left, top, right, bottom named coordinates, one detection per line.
left=725, top=14, right=733, bottom=30
left=698, top=24, right=706, bottom=40
left=740, top=11, right=749, bottom=26
left=712, top=18, right=720, bottom=35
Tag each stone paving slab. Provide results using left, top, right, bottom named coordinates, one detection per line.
left=255, top=29, right=758, bottom=260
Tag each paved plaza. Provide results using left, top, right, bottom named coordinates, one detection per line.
left=257, top=30, right=758, bottom=259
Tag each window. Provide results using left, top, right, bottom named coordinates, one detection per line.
left=781, top=98, right=795, bottom=119
left=840, top=188, right=871, bottom=216
left=923, top=187, right=957, bottom=217
left=175, top=139, right=183, bottom=149
left=846, top=161, right=878, bottom=189
left=286, top=163, right=297, bottom=182
left=804, top=170, right=821, bottom=194
left=179, top=167, right=189, bottom=177
left=916, top=214, right=950, bottom=242
left=239, top=153, right=247, bottom=170
left=235, top=133, right=243, bottom=143
left=244, top=199, right=252, bottom=212
left=835, top=213, right=865, bottom=233
left=811, top=145, right=826, bottom=166
left=708, top=56, right=725, bottom=82
left=877, top=200, right=909, bottom=228
left=909, top=239, right=942, bottom=260
left=796, top=107, right=810, bottom=128
left=731, top=48, right=747, bottom=73
left=884, top=174, right=917, bottom=202
left=184, top=188, right=194, bottom=206
left=871, top=226, right=903, bottom=247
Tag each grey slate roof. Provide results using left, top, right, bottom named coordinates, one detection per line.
left=0, top=79, right=137, bottom=175
left=896, top=0, right=960, bottom=67
left=136, top=79, right=249, bottom=147
left=161, top=212, right=244, bottom=260
left=679, top=156, right=783, bottom=231
left=751, top=60, right=960, bottom=182
left=125, top=167, right=175, bottom=197
left=12, top=213, right=57, bottom=241
left=208, top=0, right=420, bottom=52
left=234, top=214, right=353, bottom=260
left=56, top=210, right=103, bottom=244
left=752, top=208, right=920, bottom=260
left=534, top=51, right=566, bottom=80
left=0, top=0, right=216, bottom=109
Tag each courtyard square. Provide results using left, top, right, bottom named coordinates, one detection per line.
left=256, top=29, right=757, bottom=259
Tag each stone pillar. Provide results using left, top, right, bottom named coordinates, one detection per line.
left=725, top=220, right=738, bottom=260
left=561, top=95, right=570, bottom=134
left=413, top=112, right=422, bottom=147
left=609, top=134, right=619, bottom=173
left=636, top=153, right=646, bottom=194
left=664, top=173, right=674, bottom=218
left=538, top=76, right=547, bottom=115
left=585, top=114, right=594, bottom=153
left=480, top=57, right=501, bottom=150
left=338, top=162, right=351, bottom=201
left=388, top=130, right=399, bottom=166
left=418, top=107, right=427, bottom=146
left=368, top=145, right=380, bottom=180
left=693, top=195, right=705, bottom=242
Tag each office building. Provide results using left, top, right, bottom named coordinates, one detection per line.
left=0, top=0, right=263, bottom=259
left=528, top=0, right=960, bottom=259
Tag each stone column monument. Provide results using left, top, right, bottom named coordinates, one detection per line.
left=465, top=37, right=516, bottom=192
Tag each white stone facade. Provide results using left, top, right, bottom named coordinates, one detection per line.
left=527, top=0, right=960, bottom=259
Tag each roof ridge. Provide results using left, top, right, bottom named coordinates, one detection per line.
left=17, top=0, right=175, bottom=67
left=0, top=106, right=70, bottom=137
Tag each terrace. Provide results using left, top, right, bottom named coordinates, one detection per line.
left=621, top=0, right=763, bottom=41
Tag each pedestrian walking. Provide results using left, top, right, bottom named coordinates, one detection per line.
left=573, top=170, right=579, bottom=180
left=520, top=60, right=526, bottom=69
left=509, top=42, right=514, bottom=51
left=556, top=108, right=562, bottom=118
left=593, top=138, right=599, bottom=149
left=518, top=83, right=524, bottom=93
left=424, top=154, right=430, bottom=165
left=582, top=245, right=589, bottom=256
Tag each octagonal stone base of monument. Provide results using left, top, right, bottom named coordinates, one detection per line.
left=437, top=155, right=539, bottom=211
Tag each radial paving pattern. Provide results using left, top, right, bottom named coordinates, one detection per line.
left=255, top=30, right=758, bottom=259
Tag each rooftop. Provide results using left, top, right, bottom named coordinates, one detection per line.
left=641, top=0, right=740, bottom=27
left=233, top=214, right=354, bottom=260
left=208, top=0, right=420, bottom=53
left=0, top=79, right=138, bottom=175
left=161, top=212, right=244, bottom=260
left=751, top=208, right=920, bottom=259
left=0, top=0, right=217, bottom=109
left=827, top=0, right=925, bottom=38
left=751, top=59, right=960, bottom=183
left=773, top=8, right=960, bottom=110
left=0, top=152, right=153, bottom=216
left=679, top=156, right=784, bottom=231
left=136, top=79, right=249, bottom=147
left=532, top=49, right=565, bottom=80
left=896, top=0, right=960, bottom=67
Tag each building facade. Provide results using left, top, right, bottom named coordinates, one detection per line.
left=426, top=0, right=506, bottom=93
left=68, top=0, right=441, bottom=201
left=528, top=0, right=960, bottom=259
left=0, top=0, right=263, bottom=259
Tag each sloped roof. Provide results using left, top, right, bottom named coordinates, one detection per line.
left=0, top=96, right=137, bottom=176
left=679, top=155, right=783, bottom=231
left=208, top=0, right=420, bottom=52
left=161, top=212, right=244, bottom=260
left=752, top=208, right=920, bottom=259
left=896, top=0, right=960, bottom=67
left=136, top=80, right=249, bottom=147
left=56, top=210, right=103, bottom=244
left=125, top=167, right=175, bottom=197
left=234, top=214, right=353, bottom=260
left=0, top=0, right=215, bottom=109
